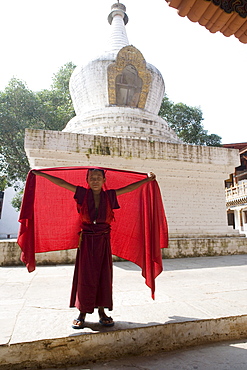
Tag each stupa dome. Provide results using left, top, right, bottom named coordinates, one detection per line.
left=63, top=3, right=181, bottom=144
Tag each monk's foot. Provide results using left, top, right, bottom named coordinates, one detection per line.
left=72, top=312, right=86, bottom=329
left=98, top=308, right=114, bottom=327
left=99, top=316, right=114, bottom=327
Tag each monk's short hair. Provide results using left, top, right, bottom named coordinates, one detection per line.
left=86, top=169, right=105, bottom=179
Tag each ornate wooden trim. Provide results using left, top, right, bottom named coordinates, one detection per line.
left=226, top=197, right=247, bottom=207
left=206, top=0, right=247, bottom=18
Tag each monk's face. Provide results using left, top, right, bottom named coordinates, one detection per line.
left=87, top=170, right=105, bottom=192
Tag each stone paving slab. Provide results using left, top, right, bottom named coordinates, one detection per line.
left=0, top=255, right=247, bottom=369
left=43, top=339, right=247, bottom=370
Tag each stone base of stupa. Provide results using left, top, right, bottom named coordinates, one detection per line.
left=62, top=106, right=182, bottom=144
left=25, top=128, right=240, bottom=238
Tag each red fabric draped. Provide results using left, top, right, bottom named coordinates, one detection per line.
left=17, top=166, right=168, bottom=299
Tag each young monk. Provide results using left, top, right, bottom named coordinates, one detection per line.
left=32, top=168, right=156, bottom=328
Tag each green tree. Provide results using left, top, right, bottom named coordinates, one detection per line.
left=11, top=188, right=24, bottom=212
left=0, top=174, right=8, bottom=192
left=0, top=62, right=76, bottom=186
left=0, top=78, right=39, bottom=183
left=36, top=62, right=76, bottom=131
left=159, top=94, right=222, bottom=146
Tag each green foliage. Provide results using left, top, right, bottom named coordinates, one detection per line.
left=0, top=78, right=38, bottom=183
left=0, top=62, right=76, bottom=185
left=36, top=62, right=76, bottom=131
left=159, top=94, right=222, bottom=146
left=0, top=175, right=8, bottom=192
left=11, top=187, right=24, bottom=212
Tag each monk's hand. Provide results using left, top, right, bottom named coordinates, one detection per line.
left=147, top=172, right=156, bottom=181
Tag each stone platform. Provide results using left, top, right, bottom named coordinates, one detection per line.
left=0, top=255, right=247, bottom=369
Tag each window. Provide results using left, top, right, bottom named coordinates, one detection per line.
left=244, top=211, right=247, bottom=224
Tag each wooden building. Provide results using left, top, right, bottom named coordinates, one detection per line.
left=224, top=143, right=247, bottom=235
left=165, top=0, right=247, bottom=43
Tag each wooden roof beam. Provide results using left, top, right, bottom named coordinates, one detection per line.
left=198, top=2, right=218, bottom=26
left=205, top=8, right=224, bottom=32
left=239, top=28, right=247, bottom=43
left=165, top=0, right=247, bottom=43
left=208, top=10, right=233, bottom=33
left=167, top=0, right=184, bottom=9
left=221, top=13, right=246, bottom=36
left=187, top=0, right=211, bottom=22
left=235, top=21, right=247, bottom=38
left=177, top=0, right=197, bottom=17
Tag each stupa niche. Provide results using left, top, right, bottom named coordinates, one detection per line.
left=63, top=3, right=181, bottom=144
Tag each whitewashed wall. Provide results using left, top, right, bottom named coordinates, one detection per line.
left=0, top=187, right=19, bottom=239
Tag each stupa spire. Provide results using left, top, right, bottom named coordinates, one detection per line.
left=107, top=2, right=129, bottom=52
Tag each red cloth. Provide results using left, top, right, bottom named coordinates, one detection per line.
left=18, top=166, right=168, bottom=298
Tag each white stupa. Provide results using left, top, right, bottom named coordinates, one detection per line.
left=63, top=2, right=181, bottom=144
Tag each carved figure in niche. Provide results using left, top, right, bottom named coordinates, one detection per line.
left=115, top=64, right=143, bottom=107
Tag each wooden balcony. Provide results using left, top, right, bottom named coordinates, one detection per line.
left=226, top=182, right=247, bottom=207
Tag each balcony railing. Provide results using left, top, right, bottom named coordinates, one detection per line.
left=226, top=182, right=247, bottom=205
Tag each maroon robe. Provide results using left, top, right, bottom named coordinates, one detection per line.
left=70, top=186, right=120, bottom=313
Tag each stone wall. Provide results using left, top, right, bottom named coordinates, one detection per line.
left=164, top=236, right=247, bottom=258
left=1, top=237, right=247, bottom=267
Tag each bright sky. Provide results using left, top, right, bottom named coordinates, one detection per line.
left=1, top=0, right=246, bottom=144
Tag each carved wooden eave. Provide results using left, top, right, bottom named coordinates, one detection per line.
left=165, top=0, right=247, bottom=43
left=226, top=197, right=247, bottom=208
